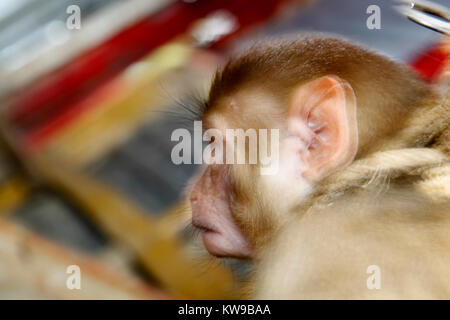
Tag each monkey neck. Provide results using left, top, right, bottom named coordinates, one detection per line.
left=310, top=84, right=448, bottom=194
left=302, top=85, right=450, bottom=213
left=427, top=88, right=450, bottom=156
left=293, top=148, right=449, bottom=223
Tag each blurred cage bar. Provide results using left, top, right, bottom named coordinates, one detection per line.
left=0, top=0, right=448, bottom=299
left=0, top=0, right=305, bottom=299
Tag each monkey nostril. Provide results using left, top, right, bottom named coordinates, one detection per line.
left=190, top=195, right=198, bottom=202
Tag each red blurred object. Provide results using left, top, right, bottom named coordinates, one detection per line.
left=410, top=44, right=448, bottom=82
left=21, top=77, right=124, bottom=152
left=8, top=0, right=293, bottom=151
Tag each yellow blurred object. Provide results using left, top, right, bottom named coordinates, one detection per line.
left=26, top=152, right=239, bottom=299
left=0, top=176, right=29, bottom=216
left=0, top=40, right=239, bottom=299
left=0, top=218, right=169, bottom=299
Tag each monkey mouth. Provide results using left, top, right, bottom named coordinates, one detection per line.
left=191, top=218, right=219, bottom=234
left=191, top=216, right=253, bottom=259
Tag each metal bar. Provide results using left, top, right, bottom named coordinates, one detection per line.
left=394, top=0, right=450, bottom=35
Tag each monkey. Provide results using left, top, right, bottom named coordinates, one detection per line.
left=188, top=34, right=450, bottom=298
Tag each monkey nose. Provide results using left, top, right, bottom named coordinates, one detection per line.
left=190, top=193, right=198, bottom=203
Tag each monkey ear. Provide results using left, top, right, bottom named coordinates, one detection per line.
left=288, top=75, right=358, bottom=181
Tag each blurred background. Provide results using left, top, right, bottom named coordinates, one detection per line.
left=0, top=0, right=448, bottom=299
